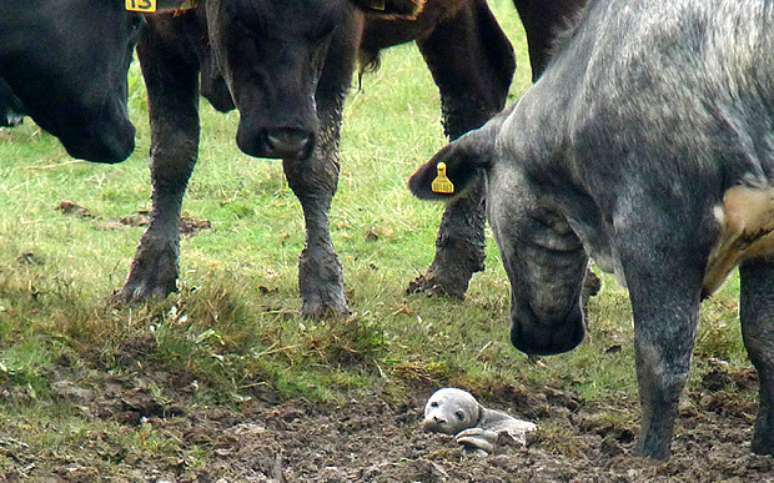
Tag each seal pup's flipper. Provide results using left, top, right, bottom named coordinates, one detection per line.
left=455, top=427, right=498, bottom=455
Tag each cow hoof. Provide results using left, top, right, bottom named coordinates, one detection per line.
left=752, top=439, right=774, bottom=456
left=112, top=283, right=175, bottom=305
left=406, top=271, right=466, bottom=299
left=112, top=266, right=177, bottom=305
left=752, top=417, right=774, bottom=455
left=112, top=235, right=179, bottom=304
left=301, top=299, right=351, bottom=320
left=637, top=440, right=672, bottom=461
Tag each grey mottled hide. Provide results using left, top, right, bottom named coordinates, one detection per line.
left=410, top=0, right=774, bottom=461
left=422, top=388, right=536, bottom=456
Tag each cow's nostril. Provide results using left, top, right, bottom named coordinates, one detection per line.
left=433, top=416, right=446, bottom=424
left=265, top=127, right=312, bottom=158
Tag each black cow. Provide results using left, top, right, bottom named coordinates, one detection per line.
left=407, top=0, right=588, bottom=299
left=0, top=0, right=142, bottom=162
left=410, top=0, right=774, bottom=460
left=115, top=0, right=585, bottom=318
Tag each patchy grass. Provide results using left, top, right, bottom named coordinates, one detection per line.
left=0, top=1, right=761, bottom=479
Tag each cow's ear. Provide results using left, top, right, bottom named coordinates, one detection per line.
left=352, top=0, right=426, bottom=18
left=408, top=131, right=494, bottom=201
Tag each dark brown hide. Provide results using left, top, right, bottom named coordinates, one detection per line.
left=511, top=0, right=587, bottom=80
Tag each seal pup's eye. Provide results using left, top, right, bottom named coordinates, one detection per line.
left=430, top=401, right=439, bottom=408
left=455, top=410, right=465, bottom=421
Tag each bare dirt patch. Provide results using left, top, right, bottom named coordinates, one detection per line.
left=3, top=371, right=773, bottom=481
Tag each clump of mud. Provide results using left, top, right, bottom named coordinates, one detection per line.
left=54, top=201, right=211, bottom=236
left=118, top=209, right=211, bottom=236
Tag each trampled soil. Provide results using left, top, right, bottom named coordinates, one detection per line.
left=3, top=367, right=773, bottom=482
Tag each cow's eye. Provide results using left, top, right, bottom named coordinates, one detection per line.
left=430, top=401, right=439, bottom=408
left=455, top=411, right=465, bottom=421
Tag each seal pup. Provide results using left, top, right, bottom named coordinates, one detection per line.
left=422, top=388, right=537, bottom=456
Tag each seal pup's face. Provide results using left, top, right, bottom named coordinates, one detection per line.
left=422, top=388, right=480, bottom=435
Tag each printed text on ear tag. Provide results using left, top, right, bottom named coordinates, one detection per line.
left=431, top=162, right=455, bottom=194
left=126, top=0, right=156, bottom=12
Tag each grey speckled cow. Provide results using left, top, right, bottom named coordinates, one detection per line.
left=410, top=0, right=774, bottom=460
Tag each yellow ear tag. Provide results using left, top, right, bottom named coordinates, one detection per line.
left=370, top=0, right=387, bottom=11
left=431, top=162, right=455, bottom=194
left=126, top=0, right=157, bottom=13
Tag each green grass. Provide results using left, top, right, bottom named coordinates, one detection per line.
left=0, top=0, right=755, bottom=476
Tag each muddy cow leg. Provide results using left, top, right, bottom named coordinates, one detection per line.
left=409, top=0, right=515, bottom=298
left=114, top=18, right=200, bottom=303
left=622, top=240, right=703, bottom=460
left=739, top=257, right=774, bottom=455
left=281, top=33, right=355, bottom=319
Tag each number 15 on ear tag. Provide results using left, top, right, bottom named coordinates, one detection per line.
left=126, top=0, right=157, bottom=13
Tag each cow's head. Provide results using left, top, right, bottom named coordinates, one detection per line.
left=203, top=0, right=426, bottom=160
left=409, top=110, right=589, bottom=356
left=0, top=1, right=142, bottom=163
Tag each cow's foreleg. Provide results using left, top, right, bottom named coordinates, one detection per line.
left=410, top=0, right=515, bottom=298
left=278, top=22, right=360, bottom=319
left=282, top=92, right=349, bottom=319
left=115, top=20, right=200, bottom=303
left=623, top=244, right=702, bottom=460
left=740, top=257, right=774, bottom=455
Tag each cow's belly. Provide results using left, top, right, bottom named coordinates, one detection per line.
left=704, top=185, right=774, bottom=296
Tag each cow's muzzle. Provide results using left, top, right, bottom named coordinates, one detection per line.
left=63, top=118, right=136, bottom=164
left=237, top=124, right=314, bottom=160
left=1, top=110, right=24, bottom=128
left=266, top=127, right=312, bottom=159
left=509, top=301, right=585, bottom=356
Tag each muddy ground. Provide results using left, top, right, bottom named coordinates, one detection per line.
left=2, top=364, right=773, bottom=482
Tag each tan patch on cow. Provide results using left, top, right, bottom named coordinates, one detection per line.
left=363, top=0, right=427, bottom=20
left=406, top=0, right=427, bottom=17
left=704, top=185, right=774, bottom=295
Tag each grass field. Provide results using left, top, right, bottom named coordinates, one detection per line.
left=0, top=2, right=768, bottom=480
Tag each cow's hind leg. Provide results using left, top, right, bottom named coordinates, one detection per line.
left=740, top=257, right=774, bottom=455
left=114, top=19, right=200, bottom=303
left=409, top=0, right=515, bottom=298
